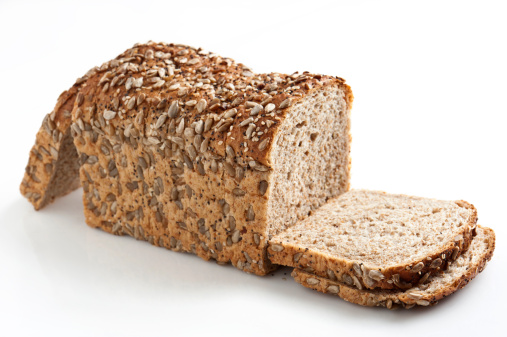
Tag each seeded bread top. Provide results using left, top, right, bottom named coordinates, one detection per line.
left=71, top=41, right=352, bottom=168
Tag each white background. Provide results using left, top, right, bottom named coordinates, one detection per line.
left=0, top=0, right=506, bottom=336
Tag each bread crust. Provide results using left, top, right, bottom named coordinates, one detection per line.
left=291, top=226, right=495, bottom=308
left=28, top=41, right=352, bottom=275
left=268, top=193, right=478, bottom=290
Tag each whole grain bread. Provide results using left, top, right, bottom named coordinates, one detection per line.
left=20, top=41, right=353, bottom=275
left=291, top=226, right=495, bottom=308
left=268, top=190, right=477, bottom=289
left=20, top=85, right=84, bottom=209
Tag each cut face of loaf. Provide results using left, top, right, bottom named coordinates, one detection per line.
left=20, top=42, right=353, bottom=276
left=268, top=190, right=477, bottom=288
left=291, top=226, right=495, bottom=309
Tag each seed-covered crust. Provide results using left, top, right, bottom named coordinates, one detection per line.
left=268, top=190, right=477, bottom=289
left=291, top=226, right=495, bottom=309
left=20, top=82, right=85, bottom=209
left=53, top=41, right=353, bottom=275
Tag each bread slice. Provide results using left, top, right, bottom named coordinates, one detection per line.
left=21, top=41, right=353, bottom=276
left=20, top=85, right=83, bottom=210
left=268, top=190, right=477, bottom=289
left=291, top=226, right=495, bottom=308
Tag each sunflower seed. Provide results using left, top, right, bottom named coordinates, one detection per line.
left=147, top=137, right=160, bottom=145
left=196, top=99, right=207, bottom=113
left=264, top=103, right=275, bottom=113
left=406, top=290, right=424, bottom=300
left=279, top=98, right=292, bottom=109
left=228, top=216, right=236, bottom=231
left=103, top=110, right=116, bottom=120
left=194, top=120, right=204, bottom=134
left=306, top=278, right=319, bottom=286
left=327, top=285, right=339, bottom=294
left=216, top=120, right=232, bottom=132
left=226, top=145, right=235, bottom=158
left=168, top=83, right=180, bottom=91
left=215, top=242, right=223, bottom=252
left=235, top=167, right=244, bottom=182
left=157, top=98, right=168, bottom=109
left=411, top=262, right=425, bottom=273
left=258, top=138, right=270, bottom=151
left=232, top=230, right=241, bottom=243
left=196, top=161, right=205, bottom=175
left=204, top=118, right=213, bottom=132
left=351, top=275, right=363, bottom=290
left=210, top=159, right=217, bottom=173
left=243, top=251, right=252, bottom=263
left=222, top=202, right=230, bottom=215
left=112, top=223, right=122, bottom=233
left=224, top=108, right=238, bottom=119
left=452, top=246, right=460, bottom=260
left=200, top=138, right=209, bottom=153
left=133, top=77, right=143, bottom=88
left=239, top=117, right=253, bottom=127
left=259, top=180, right=268, bottom=196
left=271, top=244, right=284, bottom=252
left=168, top=101, right=179, bottom=118
left=170, top=237, right=177, bottom=248
left=369, top=270, right=385, bottom=281
left=246, top=204, right=255, bottom=221
left=186, top=144, right=197, bottom=160
left=76, top=93, right=84, bottom=106
left=224, top=162, right=235, bottom=177
left=250, top=104, right=263, bottom=116
left=127, top=97, right=136, bottom=110
left=233, top=188, right=245, bottom=196
left=155, top=114, right=167, bottom=129
left=430, top=258, right=442, bottom=269
left=137, top=93, right=146, bottom=105
left=392, top=274, right=412, bottom=289
left=342, top=274, right=353, bottom=286
left=294, top=253, right=302, bottom=262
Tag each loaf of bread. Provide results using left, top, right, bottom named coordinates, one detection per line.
left=268, top=190, right=477, bottom=290
left=20, top=41, right=353, bottom=275
left=20, top=42, right=494, bottom=307
left=291, top=226, right=495, bottom=308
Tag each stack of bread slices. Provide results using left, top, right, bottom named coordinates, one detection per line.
left=20, top=41, right=494, bottom=309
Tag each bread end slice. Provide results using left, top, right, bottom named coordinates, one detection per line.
left=291, top=226, right=495, bottom=309
left=20, top=86, right=82, bottom=210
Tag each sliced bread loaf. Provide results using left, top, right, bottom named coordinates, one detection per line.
left=291, top=226, right=495, bottom=308
left=268, top=190, right=477, bottom=289
left=20, top=41, right=353, bottom=275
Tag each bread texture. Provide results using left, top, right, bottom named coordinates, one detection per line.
left=268, top=190, right=477, bottom=289
left=20, top=41, right=353, bottom=275
left=291, top=226, right=495, bottom=308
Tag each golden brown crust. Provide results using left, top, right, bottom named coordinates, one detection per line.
left=268, top=198, right=478, bottom=290
left=291, top=226, right=495, bottom=309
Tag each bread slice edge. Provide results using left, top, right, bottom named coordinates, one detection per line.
left=290, top=225, right=495, bottom=309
